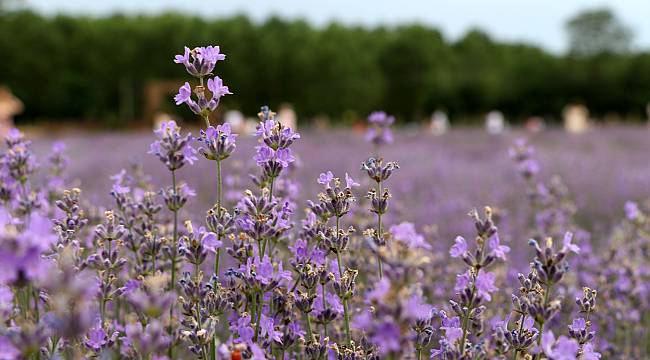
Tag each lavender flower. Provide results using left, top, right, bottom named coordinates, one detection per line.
left=2, top=128, right=36, bottom=184
left=252, top=106, right=300, bottom=187
left=198, top=123, right=237, bottom=162
left=174, top=46, right=226, bottom=78
left=149, top=120, right=197, bottom=172
left=84, top=322, right=119, bottom=352
left=439, top=207, right=508, bottom=357
left=174, top=78, right=231, bottom=121
left=365, top=111, right=395, bottom=147
left=389, top=222, right=431, bottom=250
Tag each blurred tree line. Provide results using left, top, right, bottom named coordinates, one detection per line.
left=1, top=9, right=649, bottom=126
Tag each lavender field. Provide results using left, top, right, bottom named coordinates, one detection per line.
left=2, top=44, right=650, bottom=360
left=30, top=126, right=650, bottom=243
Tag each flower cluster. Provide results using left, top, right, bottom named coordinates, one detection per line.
left=174, top=46, right=232, bottom=124
left=253, top=106, right=300, bottom=185
left=365, top=111, right=395, bottom=147
left=431, top=207, right=509, bottom=358
left=198, top=123, right=237, bottom=162
left=149, top=120, right=197, bottom=172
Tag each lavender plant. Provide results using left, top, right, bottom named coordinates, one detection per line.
left=175, top=45, right=234, bottom=282
left=3, top=45, right=642, bottom=360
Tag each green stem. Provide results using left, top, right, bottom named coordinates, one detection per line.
left=170, top=169, right=178, bottom=289
left=23, top=289, right=29, bottom=321
left=459, top=286, right=476, bottom=352
left=214, top=247, right=221, bottom=276
left=305, top=312, right=313, bottom=340
left=268, top=177, right=274, bottom=202
left=261, top=238, right=268, bottom=258
left=336, top=253, right=351, bottom=344
left=376, top=181, right=383, bottom=279
left=216, top=160, right=222, bottom=209
left=322, top=283, right=328, bottom=337
left=458, top=232, right=489, bottom=352
left=210, top=339, right=216, bottom=360
left=115, top=298, right=121, bottom=324
left=250, top=292, right=256, bottom=321
left=32, top=285, right=39, bottom=322
left=259, top=177, right=275, bottom=258
left=534, top=284, right=552, bottom=360
left=254, top=291, right=263, bottom=341
left=49, top=336, right=59, bottom=357
left=100, top=296, right=106, bottom=323
left=168, top=169, right=178, bottom=359
left=214, top=160, right=223, bottom=279
left=334, top=216, right=352, bottom=345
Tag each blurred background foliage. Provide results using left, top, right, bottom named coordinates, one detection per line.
left=1, top=8, right=649, bottom=126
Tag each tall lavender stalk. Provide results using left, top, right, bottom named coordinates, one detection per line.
left=315, top=172, right=359, bottom=345
left=82, top=210, right=127, bottom=323
left=457, top=208, right=507, bottom=350
left=362, top=157, right=399, bottom=278
left=252, top=106, right=300, bottom=256
left=198, top=124, right=237, bottom=276
left=149, top=120, right=197, bottom=356
left=363, top=111, right=396, bottom=280
left=528, top=232, right=580, bottom=360
left=173, top=46, right=232, bottom=277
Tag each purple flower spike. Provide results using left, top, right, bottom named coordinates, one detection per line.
left=174, top=45, right=226, bottom=77
left=149, top=120, right=197, bottom=171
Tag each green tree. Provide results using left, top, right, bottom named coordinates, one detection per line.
left=1, top=10, right=649, bottom=125
left=566, top=8, right=633, bottom=57
left=379, top=25, right=441, bottom=121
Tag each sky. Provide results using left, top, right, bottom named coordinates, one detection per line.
left=22, top=0, right=650, bottom=53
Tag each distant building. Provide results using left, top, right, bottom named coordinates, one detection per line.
left=312, top=114, right=331, bottom=130
left=225, top=110, right=245, bottom=133
left=563, top=104, right=589, bottom=133
left=143, top=79, right=185, bottom=125
left=430, top=110, right=449, bottom=135
left=0, top=87, right=23, bottom=138
left=485, top=110, right=506, bottom=134
left=277, top=103, right=297, bottom=130
left=525, top=116, right=545, bottom=133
